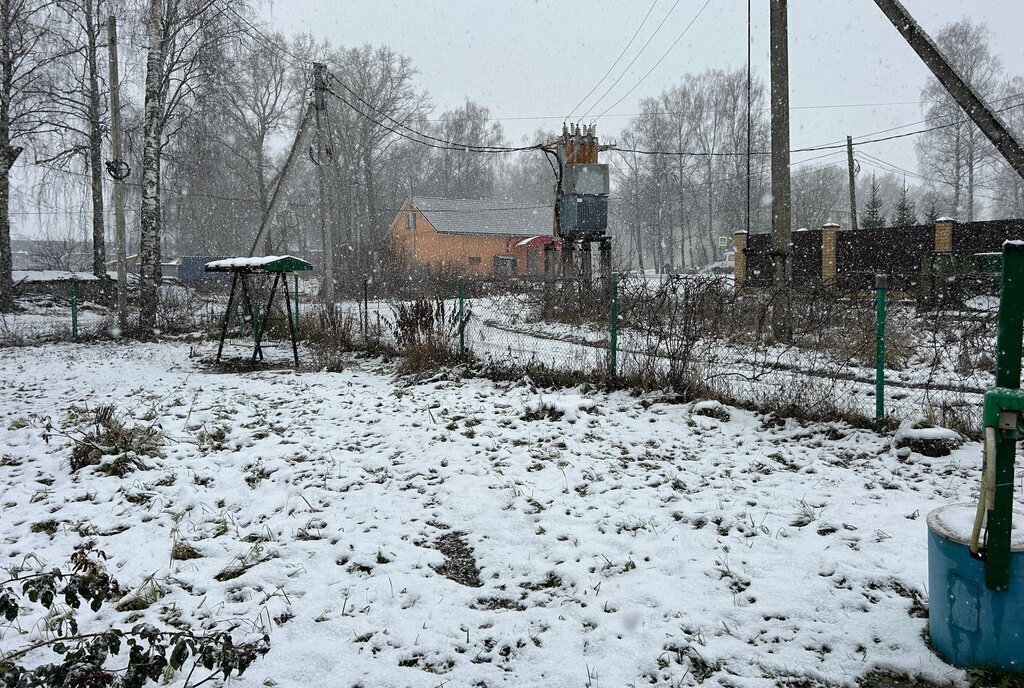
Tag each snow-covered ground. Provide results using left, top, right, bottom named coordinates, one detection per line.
left=1, top=340, right=1003, bottom=687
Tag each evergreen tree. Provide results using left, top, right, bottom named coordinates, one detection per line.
left=862, top=174, right=888, bottom=228
left=893, top=180, right=918, bottom=226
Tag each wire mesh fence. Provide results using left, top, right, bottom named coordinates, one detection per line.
left=3, top=265, right=997, bottom=436
left=452, top=272, right=995, bottom=435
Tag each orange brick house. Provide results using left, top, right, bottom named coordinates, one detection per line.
left=387, top=197, right=554, bottom=276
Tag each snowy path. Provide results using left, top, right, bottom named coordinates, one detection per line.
left=0, top=341, right=995, bottom=687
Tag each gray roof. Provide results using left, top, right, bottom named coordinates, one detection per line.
left=411, top=196, right=553, bottom=237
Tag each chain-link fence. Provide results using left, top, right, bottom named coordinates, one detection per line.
left=5, top=266, right=996, bottom=436
left=296, top=269, right=996, bottom=435
left=0, top=280, right=223, bottom=346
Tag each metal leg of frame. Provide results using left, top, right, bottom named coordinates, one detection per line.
left=252, top=273, right=279, bottom=363
left=217, top=273, right=238, bottom=363
left=283, top=272, right=299, bottom=366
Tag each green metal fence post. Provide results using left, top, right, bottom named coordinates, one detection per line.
left=610, top=273, right=618, bottom=377
left=294, top=273, right=300, bottom=337
left=71, top=277, right=79, bottom=340
left=875, top=274, right=887, bottom=431
left=363, top=275, right=370, bottom=341
left=458, top=277, right=466, bottom=359
left=986, top=242, right=1024, bottom=590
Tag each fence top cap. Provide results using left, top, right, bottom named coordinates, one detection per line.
left=935, top=216, right=957, bottom=223
left=822, top=222, right=841, bottom=229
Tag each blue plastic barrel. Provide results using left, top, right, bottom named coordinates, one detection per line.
left=927, top=503, right=1024, bottom=671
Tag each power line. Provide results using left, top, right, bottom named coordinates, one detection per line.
left=807, top=91, right=1024, bottom=150
left=614, top=100, right=1024, bottom=157
left=406, top=101, right=922, bottom=124
left=323, top=77, right=545, bottom=155
left=580, top=0, right=684, bottom=120
left=565, top=0, right=660, bottom=122
left=595, top=0, right=714, bottom=120
left=214, top=0, right=310, bottom=71
left=854, top=150, right=1008, bottom=207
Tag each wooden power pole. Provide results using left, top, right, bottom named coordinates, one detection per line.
left=312, top=63, right=335, bottom=304
left=847, top=136, right=858, bottom=230
left=769, top=0, right=792, bottom=339
left=106, top=15, right=128, bottom=329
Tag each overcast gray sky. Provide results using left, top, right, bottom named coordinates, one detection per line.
left=262, top=0, right=1024, bottom=178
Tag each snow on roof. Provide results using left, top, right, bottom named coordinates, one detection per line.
left=936, top=216, right=957, bottom=223
left=13, top=270, right=106, bottom=283
left=514, top=236, right=552, bottom=247
left=204, top=255, right=304, bottom=270
left=410, top=197, right=553, bottom=237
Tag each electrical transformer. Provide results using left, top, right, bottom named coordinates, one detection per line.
left=558, top=163, right=610, bottom=240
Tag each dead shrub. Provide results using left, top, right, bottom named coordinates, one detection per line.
left=67, top=404, right=162, bottom=474
left=303, top=305, right=359, bottom=371
left=391, top=297, right=461, bottom=374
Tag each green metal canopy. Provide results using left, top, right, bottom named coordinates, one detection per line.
left=206, top=255, right=312, bottom=367
left=205, top=255, right=313, bottom=273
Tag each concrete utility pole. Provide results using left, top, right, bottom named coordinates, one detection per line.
left=874, top=0, right=1024, bottom=183
left=312, top=63, right=335, bottom=304
left=769, top=0, right=792, bottom=339
left=248, top=105, right=313, bottom=257
left=847, top=136, right=858, bottom=230
left=106, top=15, right=128, bottom=330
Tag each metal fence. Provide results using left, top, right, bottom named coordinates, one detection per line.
left=4, top=268, right=997, bottom=436
left=314, top=271, right=994, bottom=435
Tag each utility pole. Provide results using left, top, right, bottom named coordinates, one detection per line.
left=106, top=15, right=128, bottom=330
left=745, top=0, right=751, bottom=236
left=847, top=136, right=858, bottom=230
left=874, top=0, right=1024, bottom=184
left=248, top=105, right=313, bottom=257
left=769, top=0, right=792, bottom=340
left=312, top=63, right=335, bottom=304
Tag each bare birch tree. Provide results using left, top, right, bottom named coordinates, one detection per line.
left=137, top=0, right=231, bottom=335
left=35, top=0, right=108, bottom=278
left=0, top=0, right=66, bottom=310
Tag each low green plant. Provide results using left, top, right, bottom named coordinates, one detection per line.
left=0, top=544, right=268, bottom=687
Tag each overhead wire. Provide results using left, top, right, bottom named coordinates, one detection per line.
left=579, top=0, right=684, bottom=120
left=324, top=72, right=547, bottom=154
left=594, top=0, right=714, bottom=120
left=217, top=0, right=1024, bottom=168
left=565, top=0, right=660, bottom=122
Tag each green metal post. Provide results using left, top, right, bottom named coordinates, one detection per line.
left=363, top=275, right=369, bottom=341
left=987, top=243, right=1024, bottom=591
left=875, top=274, right=887, bottom=431
left=610, top=273, right=618, bottom=377
left=294, top=274, right=300, bottom=337
left=71, top=278, right=79, bottom=340
left=458, top=278, right=465, bottom=359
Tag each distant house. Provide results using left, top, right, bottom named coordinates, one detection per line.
left=387, top=197, right=554, bottom=276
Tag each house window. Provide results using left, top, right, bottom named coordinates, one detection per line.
left=406, top=212, right=416, bottom=229
left=468, top=257, right=482, bottom=265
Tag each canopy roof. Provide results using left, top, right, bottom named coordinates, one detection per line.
left=205, top=255, right=313, bottom=273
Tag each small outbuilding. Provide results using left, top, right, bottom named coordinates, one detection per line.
left=387, top=197, right=554, bottom=276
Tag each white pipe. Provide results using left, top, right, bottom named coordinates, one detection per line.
left=971, top=426, right=997, bottom=556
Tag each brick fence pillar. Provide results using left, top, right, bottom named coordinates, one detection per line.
left=934, top=216, right=955, bottom=252
left=821, top=222, right=840, bottom=287
left=733, top=231, right=747, bottom=291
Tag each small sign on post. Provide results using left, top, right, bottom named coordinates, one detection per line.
left=718, top=236, right=729, bottom=248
